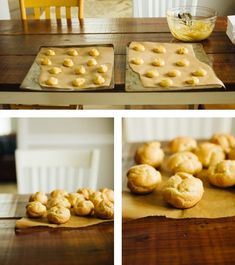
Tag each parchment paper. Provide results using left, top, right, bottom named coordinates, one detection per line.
left=126, top=41, right=224, bottom=91
left=16, top=214, right=112, bottom=229
left=37, top=46, right=114, bottom=90
left=123, top=170, right=235, bottom=220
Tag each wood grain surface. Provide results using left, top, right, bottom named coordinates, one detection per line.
left=123, top=216, right=235, bottom=265
left=0, top=17, right=234, bottom=92
left=0, top=195, right=114, bottom=265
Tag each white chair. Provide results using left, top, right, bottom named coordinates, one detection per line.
left=0, top=0, right=10, bottom=19
left=15, top=149, right=100, bottom=194
left=133, top=0, right=198, bottom=17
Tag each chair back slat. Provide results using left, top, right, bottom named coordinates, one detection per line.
left=34, top=7, right=41, bottom=19
left=20, top=0, right=83, bottom=20
left=15, top=149, right=100, bottom=194
left=44, top=7, right=51, bottom=19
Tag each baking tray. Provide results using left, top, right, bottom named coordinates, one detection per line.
left=125, top=43, right=225, bottom=92
left=20, top=44, right=115, bottom=92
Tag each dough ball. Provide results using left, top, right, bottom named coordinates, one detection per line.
left=185, top=77, right=199, bottom=86
left=63, top=58, right=74, bottom=67
left=159, top=78, right=173, bottom=87
left=26, top=201, right=47, bottom=218
left=67, top=48, right=78, bottom=56
left=169, top=136, right=197, bottom=153
left=74, top=65, right=86, bottom=75
left=45, top=77, right=58, bottom=86
left=40, top=57, right=52, bottom=66
left=46, top=197, right=71, bottom=209
left=77, top=188, right=94, bottom=200
left=130, top=58, right=144, bottom=65
left=47, top=205, right=71, bottom=224
left=135, top=141, right=164, bottom=168
left=176, top=59, right=190, bottom=67
left=167, top=69, right=181, bottom=77
left=132, top=43, right=145, bottom=52
left=97, top=64, right=108, bottom=73
left=152, top=45, right=166, bottom=54
left=194, top=142, right=225, bottom=168
left=152, top=58, right=165, bottom=67
left=210, top=133, right=235, bottom=154
left=45, top=49, right=56, bottom=56
left=162, top=172, right=204, bottom=209
left=49, top=67, right=62, bottom=75
left=87, top=58, right=97, bottom=66
left=89, top=191, right=105, bottom=207
left=192, top=68, right=207, bottom=77
left=74, top=198, right=94, bottom=216
left=208, top=160, right=235, bottom=187
left=144, top=70, right=159, bottom=78
left=176, top=47, right=189, bottom=55
left=29, top=191, right=48, bottom=205
left=88, top=48, right=100, bottom=57
left=94, top=199, right=114, bottom=219
left=93, top=75, right=105, bottom=85
left=72, top=78, right=85, bottom=87
left=167, top=151, right=202, bottom=175
left=127, top=164, right=162, bottom=194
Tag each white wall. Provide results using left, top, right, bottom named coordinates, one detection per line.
left=0, top=0, right=10, bottom=19
left=123, top=118, right=235, bottom=143
left=198, top=0, right=235, bottom=16
left=16, top=118, right=114, bottom=189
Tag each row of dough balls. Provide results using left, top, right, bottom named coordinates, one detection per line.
left=45, top=74, right=106, bottom=87
left=130, top=60, right=207, bottom=87
left=131, top=43, right=189, bottom=55
left=44, top=48, right=100, bottom=57
left=26, top=187, right=114, bottom=224
left=127, top=166, right=204, bottom=209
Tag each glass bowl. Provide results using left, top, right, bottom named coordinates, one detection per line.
left=166, top=6, right=217, bottom=42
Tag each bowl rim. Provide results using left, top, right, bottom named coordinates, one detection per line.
left=166, top=5, right=217, bottom=20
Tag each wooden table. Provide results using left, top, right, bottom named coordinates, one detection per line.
left=122, top=142, right=235, bottom=265
left=0, top=17, right=234, bottom=107
left=0, top=194, right=114, bottom=265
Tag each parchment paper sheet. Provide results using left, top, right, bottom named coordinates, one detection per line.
left=37, top=46, right=114, bottom=90
left=127, top=41, right=224, bottom=91
left=123, top=171, right=235, bottom=220
left=16, top=214, right=112, bottom=229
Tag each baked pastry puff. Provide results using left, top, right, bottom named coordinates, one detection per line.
left=29, top=191, right=48, bottom=205
left=208, top=160, right=235, bottom=188
left=210, top=133, right=235, bottom=154
left=77, top=188, right=94, bottom=200
left=74, top=198, right=94, bottom=216
left=162, top=172, right=204, bottom=209
left=89, top=191, right=105, bottom=206
left=228, top=147, right=235, bottom=160
left=26, top=201, right=47, bottom=218
left=167, top=151, right=202, bottom=175
left=127, top=164, right=162, bottom=194
left=169, top=136, right=197, bottom=153
left=100, top=188, right=114, bottom=203
left=67, top=192, right=84, bottom=207
left=94, top=199, right=114, bottom=219
left=46, top=196, right=71, bottom=209
left=47, top=205, right=71, bottom=224
left=50, top=189, right=68, bottom=198
left=135, top=141, right=164, bottom=168
left=194, top=142, right=225, bottom=168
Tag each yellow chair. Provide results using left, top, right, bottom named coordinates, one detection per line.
left=19, top=0, right=84, bottom=20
